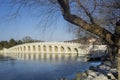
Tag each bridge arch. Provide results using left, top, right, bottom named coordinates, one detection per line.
left=23, top=46, right=26, bottom=51
left=28, top=46, right=31, bottom=51
left=43, top=45, right=46, bottom=52
left=17, top=47, right=19, bottom=51
left=33, top=45, right=36, bottom=51
left=54, top=46, right=58, bottom=52
left=60, top=46, right=65, bottom=53
left=38, top=45, right=41, bottom=52
left=49, top=45, right=52, bottom=52
left=20, top=47, right=22, bottom=52
left=67, top=47, right=71, bottom=52
left=73, top=48, right=78, bottom=53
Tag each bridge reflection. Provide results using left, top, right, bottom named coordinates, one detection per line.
left=6, top=53, right=78, bottom=60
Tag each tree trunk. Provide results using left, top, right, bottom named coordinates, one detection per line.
left=118, top=48, right=120, bottom=80
left=115, top=21, right=120, bottom=80
left=108, top=46, right=118, bottom=68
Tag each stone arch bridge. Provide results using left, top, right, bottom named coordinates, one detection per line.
left=0, top=42, right=107, bottom=60
left=5, top=42, right=81, bottom=53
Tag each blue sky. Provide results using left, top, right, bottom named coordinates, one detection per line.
left=0, top=1, right=75, bottom=41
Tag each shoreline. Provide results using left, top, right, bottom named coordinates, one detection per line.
left=61, top=60, right=118, bottom=80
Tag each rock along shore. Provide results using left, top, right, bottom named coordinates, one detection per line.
left=61, top=60, right=118, bottom=80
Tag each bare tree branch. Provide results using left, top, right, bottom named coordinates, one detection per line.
left=76, top=0, right=95, bottom=24
left=57, top=0, right=113, bottom=45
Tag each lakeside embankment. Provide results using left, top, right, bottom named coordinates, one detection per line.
left=61, top=60, right=118, bottom=80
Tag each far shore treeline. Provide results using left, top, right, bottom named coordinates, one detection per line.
left=0, top=36, right=43, bottom=50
